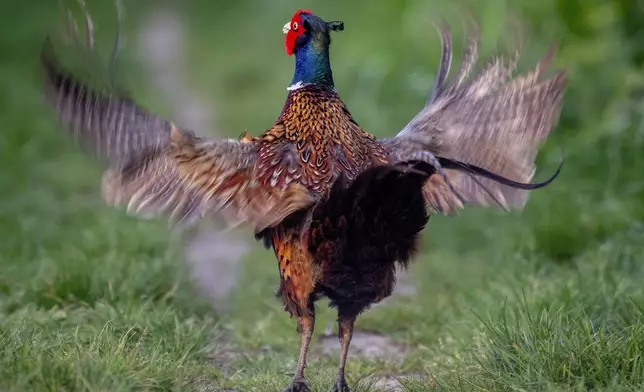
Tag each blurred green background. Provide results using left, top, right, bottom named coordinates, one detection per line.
left=1, top=0, right=644, bottom=391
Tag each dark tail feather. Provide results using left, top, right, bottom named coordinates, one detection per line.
left=438, top=155, right=563, bottom=190
left=395, top=154, right=562, bottom=212
left=400, top=155, right=562, bottom=193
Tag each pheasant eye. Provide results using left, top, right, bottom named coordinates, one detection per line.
left=292, top=22, right=299, bottom=31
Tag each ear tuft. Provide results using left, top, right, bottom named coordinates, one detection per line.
left=327, top=21, right=344, bottom=32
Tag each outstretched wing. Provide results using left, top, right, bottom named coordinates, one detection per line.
left=40, top=38, right=313, bottom=230
left=380, top=21, right=566, bottom=214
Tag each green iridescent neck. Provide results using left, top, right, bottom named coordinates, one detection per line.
left=290, top=35, right=334, bottom=87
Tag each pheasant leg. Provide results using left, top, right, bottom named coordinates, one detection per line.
left=332, top=315, right=355, bottom=392
left=282, top=315, right=315, bottom=392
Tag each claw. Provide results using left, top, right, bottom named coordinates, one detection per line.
left=332, top=379, right=351, bottom=392
left=282, top=378, right=311, bottom=392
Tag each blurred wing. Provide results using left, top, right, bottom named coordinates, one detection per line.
left=381, top=21, right=566, bottom=214
left=41, top=38, right=313, bottom=230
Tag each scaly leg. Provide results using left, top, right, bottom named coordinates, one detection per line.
left=333, top=315, right=356, bottom=392
left=283, top=315, right=315, bottom=392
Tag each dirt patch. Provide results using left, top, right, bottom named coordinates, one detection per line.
left=318, top=329, right=417, bottom=389
left=371, top=373, right=428, bottom=391
left=372, top=375, right=405, bottom=392
left=318, top=329, right=408, bottom=363
left=137, top=8, right=249, bottom=309
left=205, top=340, right=262, bottom=369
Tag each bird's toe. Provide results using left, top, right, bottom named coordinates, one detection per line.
left=332, top=378, right=351, bottom=392
left=282, top=377, right=311, bottom=392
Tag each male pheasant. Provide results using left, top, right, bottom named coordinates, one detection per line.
left=39, top=7, right=566, bottom=392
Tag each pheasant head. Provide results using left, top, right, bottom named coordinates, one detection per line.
left=283, top=10, right=344, bottom=87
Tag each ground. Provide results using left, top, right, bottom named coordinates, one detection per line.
left=1, top=0, right=644, bottom=391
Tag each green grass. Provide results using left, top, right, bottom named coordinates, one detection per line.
left=2, top=0, right=644, bottom=391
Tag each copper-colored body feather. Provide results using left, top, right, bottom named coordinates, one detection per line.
left=38, top=9, right=566, bottom=392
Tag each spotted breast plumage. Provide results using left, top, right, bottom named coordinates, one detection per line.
left=258, top=85, right=388, bottom=193
left=38, top=5, right=566, bottom=392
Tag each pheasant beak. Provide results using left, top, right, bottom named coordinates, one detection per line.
left=282, top=22, right=290, bottom=34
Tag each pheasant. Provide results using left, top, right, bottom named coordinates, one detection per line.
left=39, top=6, right=566, bottom=392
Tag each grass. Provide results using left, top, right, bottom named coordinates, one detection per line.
left=2, top=0, right=644, bottom=391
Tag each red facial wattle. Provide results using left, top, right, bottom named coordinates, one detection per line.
left=285, top=9, right=312, bottom=56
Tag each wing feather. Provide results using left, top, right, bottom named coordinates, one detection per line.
left=41, top=38, right=313, bottom=231
left=381, top=21, right=566, bottom=214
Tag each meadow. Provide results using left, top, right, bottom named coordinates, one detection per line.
left=1, top=0, right=644, bottom=390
